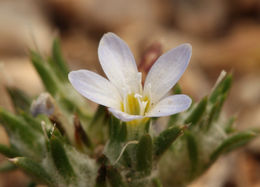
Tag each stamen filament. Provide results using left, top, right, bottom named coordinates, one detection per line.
left=121, top=93, right=150, bottom=116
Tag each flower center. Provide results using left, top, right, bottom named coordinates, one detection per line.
left=121, top=93, right=150, bottom=116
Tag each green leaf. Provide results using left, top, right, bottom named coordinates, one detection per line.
left=30, top=50, right=59, bottom=95
left=0, top=144, right=20, bottom=158
left=20, top=112, right=42, bottom=132
left=122, top=150, right=132, bottom=168
left=49, top=136, right=75, bottom=181
left=152, top=178, right=163, bottom=187
left=6, top=87, right=31, bottom=112
left=108, top=116, right=119, bottom=138
left=210, top=131, right=258, bottom=162
left=185, top=96, right=207, bottom=126
left=173, top=83, right=182, bottom=94
left=58, top=94, right=91, bottom=121
left=51, top=38, right=69, bottom=82
left=0, top=108, right=29, bottom=137
left=167, top=114, right=179, bottom=127
left=212, top=94, right=227, bottom=120
left=107, top=166, right=125, bottom=187
left=108, top=116, right=127, bottom=142
left=210, top=73, right=232, bottom=103
left=104, top=116, right=132, bottom=164
left=185, top=132, right=198, bottom=176
left=11, top=157, right=53, bottom=185
left=104, top=135, right=128, bottom=164
left=118, top=123, right=127, bottom=142
left=153, top=126, right=184, bottom=158
left=74, top=115, right=92, bottom=149
left=0, top=161, right=17, bottom=172
left=206, top=95, right=226, bottom=130
left=225, top=116, right=237, bottom=134
left=82, top=105, right=105, bottom=144
left=136, top=134, right=152, bottom=175
left=0, top=108, right=44, bottom=158
left=221, top=74, right=233, bottom=94
left=89, top=105, right=108, bottom=128
left=0, top=107, right=26, bottom=132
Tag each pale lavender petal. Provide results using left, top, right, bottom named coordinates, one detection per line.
left=98, top=33, right=141, bottom=95
left=108, top=108, right=143, bottom=122
left=69, top=70, right=121, bottom=109
left=144, top=44, right=192, bottom=103
left=146, top=94, right=191, bottom=117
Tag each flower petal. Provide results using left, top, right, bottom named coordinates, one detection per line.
left=68, top=70, right=121, bottom=109
left=144, top=44, right=192, bottom=103
left=146, top=94, right=191, bottom=117
left=108, top=108, right=143, bottom=122
left=98, top=33, right=141, bottom=95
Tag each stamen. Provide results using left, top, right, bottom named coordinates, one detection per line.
left=134, top=93, right=142, bottom=98
left=140, top=101, right=148, bottom=115
left=135, top=94, right=144, bottom=115
left=121, top=92, right=151, bottom=116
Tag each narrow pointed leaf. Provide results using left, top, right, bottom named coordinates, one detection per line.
left=136, top=134, right=152, bottom=175
left=153, top=126, right=184, bottom=158
left=90, top=105, right=108, bottom=128
left=225, top=116, right=237, bottom=134
left=58, top=94, right=92, bottom=121
left=206, top=96, right=226, bottom=130
left=210, top=74, right=232, bottom=103
left=213, top=94, right=227, bottom=120
left=0, top=107, right=27, bottom=132
left=185, top=132, right=198, bottom=176
left=74, top=115, right=92, bottom=149
left=173, top=83, right=182, bottom=94
left=108, top=116, right=123, bottom=141
left=118, top=123, right=127, bottom=142
left=51, top=38, right=69, bottom=81
left=0, top=108, right=44, bottom=158
left=104, top=118, right=133, bottom=164
left=7, top=87, right=31, bottom=112
left=20, top=112, right=42, bottom=132
left=167, top=114, right=179, bottom=127
left=107, top=167, right=125, bottom=187
left=221, top=74, right=233, bottom=94
left=152, top=178, right=163, bottom=187
left=30, top=51, right=59, bottom=95
left=0, top=161, right=16, bottom=172
left=122, top=150, right=132, bottom=168
left=210, top=131, right=258, bottom=162
left=49, top=137, right=75, bottom=181
left=0, top=108, right=40, bottom=139
left=185, top=96, right=207, bottom=126
left=11, top=157, right=53, bottom=185
left=0, top=144, right=20, bottom=158
left=109, top=116, right=118, bottom=138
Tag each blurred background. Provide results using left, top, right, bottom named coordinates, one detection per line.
left=0, top=0, right=259, bottom=186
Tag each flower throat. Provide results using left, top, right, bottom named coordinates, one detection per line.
left=121, top=93, right=150, bottom=116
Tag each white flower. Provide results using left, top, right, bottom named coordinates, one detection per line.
left=68, top=33, right=192, bottom=122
